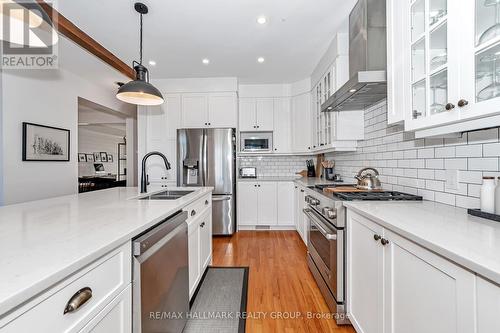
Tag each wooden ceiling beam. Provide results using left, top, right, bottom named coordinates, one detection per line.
left=36, top=0, right=135, bottom=79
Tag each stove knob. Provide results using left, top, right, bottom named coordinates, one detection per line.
left=311, top=198, right=320, bottom=206
left=323, top=207, right=337, bottom=219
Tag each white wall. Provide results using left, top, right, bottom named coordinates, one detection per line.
left=0, top=36, right=135, bottom=205
left=126, top=118, right=137, bottom=187
left=78, top=128, right=123, bottom=177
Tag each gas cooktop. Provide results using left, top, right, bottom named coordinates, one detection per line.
left=334, top=191, right=423, bottom=201
left=312, top=184, right=423, bottom=201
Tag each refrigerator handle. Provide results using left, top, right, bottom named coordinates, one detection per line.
left=202, top=130, right=208, bottom=186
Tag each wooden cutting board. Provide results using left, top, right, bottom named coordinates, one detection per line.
left=323, top=186, right=384, bottom=193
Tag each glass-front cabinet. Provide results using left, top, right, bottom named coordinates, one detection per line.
left=402, top=0, right=500, bottom=133
left=405, top=0, right=461, bottom=131
left=312, top=65, right=335, bottom=149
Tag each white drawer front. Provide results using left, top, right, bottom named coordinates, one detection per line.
left=1, top=243, right=131, bottom=333
left=185, top=194, right=211, bottom=224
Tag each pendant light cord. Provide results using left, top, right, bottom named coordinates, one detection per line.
left=139, top=13, right=143, bottom=65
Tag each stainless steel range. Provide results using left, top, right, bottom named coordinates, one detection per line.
left=303, top=184, right=422, bottom=325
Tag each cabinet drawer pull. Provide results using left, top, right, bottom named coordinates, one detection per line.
left=373, top=234, right=381, bottom=241
left=191, top=210, right=196, bottom=217
left=458, top=99, right=469, bottom=107
left=64, top=287, right=92, bottom=314
left=445, top=103, right=455, bottom=111
left=200, top=222, right=205, bottom=228
left=205, top=200, right=209, bottom=205
left=381, top=238, right=389, bottom=246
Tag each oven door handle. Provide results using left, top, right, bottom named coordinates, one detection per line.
left=303, top=208, right=337, bottom=240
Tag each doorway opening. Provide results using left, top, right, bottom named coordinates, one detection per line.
left=77, top=98, right=137, bottom=193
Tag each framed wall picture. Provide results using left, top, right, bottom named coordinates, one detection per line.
left=100, top=152, right=108, bottom=162
left=22, top=122, right=70, bottom=161
left=78, top=153, right=87, bottom=162
left=107, top=154, right=113, bottom=162
left=93, top=152, right=101, bottom=162
left=86, top=154, right=94, bottom=162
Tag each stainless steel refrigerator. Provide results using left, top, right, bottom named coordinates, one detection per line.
left=177, top=128, right=236, bottom=235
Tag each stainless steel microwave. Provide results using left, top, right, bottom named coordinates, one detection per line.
left=240, top=132, right=273, bottom=153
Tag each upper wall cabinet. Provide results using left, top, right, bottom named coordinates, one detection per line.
left=181, top=92, right=237, bottom=129
left=395, top=0, right=500, bottom=137
left=239, top=98, right=274, bottom=132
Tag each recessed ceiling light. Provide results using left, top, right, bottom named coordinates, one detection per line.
left=257, top=57, right=265, bottom=63
left=257, top=16, right=267, bottom=25
left=148, top=60, right=156, bottom=66
left=349, top=88, right=357, bottom=93
left=202, top=58, right=210, bottom=65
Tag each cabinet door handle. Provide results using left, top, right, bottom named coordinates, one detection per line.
left=373, top=234, right=381, bottom=241
left=200, top=222, right=205, bottom=228
left=205, top=200, right=209, bottom=205
left=381, top=238, right=389, bottom=246
left=64, top=287, right=92, bottom=314
left=300, top=189, right=304, bottom=192
left=191, top=210, right=196, bottom=217
left=412, top=110, right=422, bottom=119
left=458, top=99, right=469, bottom=107
left=445, top=103, right=455, bottom=111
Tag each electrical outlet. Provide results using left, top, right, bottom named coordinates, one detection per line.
left=445, top=169, right=459, bottom=190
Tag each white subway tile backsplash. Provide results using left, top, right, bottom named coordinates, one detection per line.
left=468, top=158, right=498, bottom=171
left=455, top=145, right=482, bottom=158
left=327, top=101, right=500, bottom=209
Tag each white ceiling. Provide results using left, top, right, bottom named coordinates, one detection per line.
left=58, top=0, right=356, bottom=84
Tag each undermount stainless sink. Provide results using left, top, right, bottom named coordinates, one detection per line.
left=139, top=190, right=194, bottom=200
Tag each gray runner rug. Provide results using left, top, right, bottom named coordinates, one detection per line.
left=183, top=267, right=249, bottom=333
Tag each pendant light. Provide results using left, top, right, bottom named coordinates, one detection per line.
left=116, top=2, right=164, bottom=106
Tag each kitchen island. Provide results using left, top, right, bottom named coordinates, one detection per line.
left=0, top=186, right=213, bottom=331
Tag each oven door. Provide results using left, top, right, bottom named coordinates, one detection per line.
left=304, top=207, right=344, bottom=303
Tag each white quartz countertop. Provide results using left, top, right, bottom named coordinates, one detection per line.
left=237, top=176, right=301, bottom=182
left=294, top=177, right=356, bottom=187
left=0, top=186, right=213, bottom=316
left=343, top=201, right=500, bottom=285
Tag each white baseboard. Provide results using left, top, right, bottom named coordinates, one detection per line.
left=237, top=225, right=297, bottom=231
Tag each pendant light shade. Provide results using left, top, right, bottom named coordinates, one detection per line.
left=116, top=64, right=164, bottom=106
left=116, top=3, right=163, bottom=106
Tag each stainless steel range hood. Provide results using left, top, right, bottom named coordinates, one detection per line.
left=322, top=0, right=387, bottom=112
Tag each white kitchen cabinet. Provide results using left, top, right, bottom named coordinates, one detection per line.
left=199, top=209, right=212, bottom=270
left=347, top=211, right=384, bottom=333
left=208, top=92, right=238, bottom=128
left=293, top=184, right=301, bottom=229
left=237, top=181, right=298, bottom=228
left=237, top=182, right=259, bottom=226
left=395, top=0, right=500, bottom=136
left=291, top=93, right=313, bottom=153
left=80, top=285, right=132, bottom=333
left=273, top=97, right=292, bottom=153
left=257, top=182, right=278, bottom=225
left=182, top=92, right=237, bottom=128
left=476, top=277, right=500, bottom=333
left=187, top=202, right=212, bottom=299
left=293, top=185, right=308, bottom=245
left=277, top=182, right=294, bottom=225
left=386, top=0, right=408, bottom=125
left=347, top=210, right=476, bottom=333
left=0, top=243, right=131, bottom=333
left=238, top=98, right=274, bottom=132
left=181, top=93, right=209, bottom=128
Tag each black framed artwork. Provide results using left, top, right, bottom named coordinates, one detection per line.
left=107, top=154, right=113, bottom=162
left=78, top=153, right=87, bottom=162
left=86, top=154, right=94, bottom=162
left=22, top=122, right=70, bottom=162
left=93, top=152, right=101, bottom=162
left=100, top=152, right=108, bottom=162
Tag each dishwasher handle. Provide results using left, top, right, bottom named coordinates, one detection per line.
left=133, top=210, right=188, bottom=256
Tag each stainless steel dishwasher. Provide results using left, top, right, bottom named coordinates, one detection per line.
left=132, top=210, right=189, bottom=333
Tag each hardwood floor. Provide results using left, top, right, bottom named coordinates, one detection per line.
left=212, top=231, right=356, bottom=333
